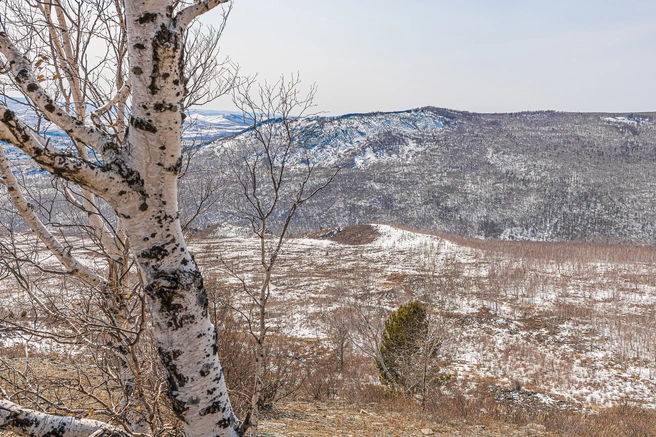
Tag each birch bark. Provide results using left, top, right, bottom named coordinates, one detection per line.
left=0, top=1, right=239, bottom=436
left=0, top=399, right=131, bottom=437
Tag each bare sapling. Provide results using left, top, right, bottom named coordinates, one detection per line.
left=213, top=74, right=338, bottom=436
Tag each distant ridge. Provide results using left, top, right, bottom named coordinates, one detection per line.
left=5, top=100, right=656, bottom=243
left=196, top=107, right=656, bottom=244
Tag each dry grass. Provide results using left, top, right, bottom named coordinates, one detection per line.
left=393, top=223, right=656, bottom=264
left=304, top=224, right=381, bottom=245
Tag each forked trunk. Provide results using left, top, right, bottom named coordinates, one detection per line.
left=0, top=1, right=238, bottom=435
left=112, top=3, right=239, bottom=436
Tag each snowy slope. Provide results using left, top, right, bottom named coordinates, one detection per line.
left=184, top=223, right=656, bottom=409
left=1, top=102, right=248, bottom=172
left=6, top=101, right=656, bottom=243
left=184, top=110, right=250, bottom=140
left=206, top=109, right=450, bottom=168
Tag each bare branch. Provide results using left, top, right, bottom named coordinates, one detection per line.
left=90, top=80, right=131, bottom=128
left=176, top=0, right=232, bottom=28
left=0, top=106, right=122, bottom=195
left=0, top=32, right=117, bottom=157
left=0, top=398, right=130, bottom=437
left=0, top=145, right=107, bottom=288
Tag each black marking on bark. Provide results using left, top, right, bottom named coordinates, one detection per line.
left=43, top=423, right=68, bottom=437
left=26, top=83, right=38, bottom=92
left=2, top=109, right=15, bottom=123
left=197, top=285, right=209, bottom=313
left=181, top=258, right=189, bottom=266
left=159, top=347, right=189, bottom=418
left=140, top=244, right=168, bottom=261
left=15, top=69, right=29, bottom=84
left=44, top=103, right=56, bottom=112
left=129, top=116, right=157, bottom=133
left=200, top=362, right=213, bottom=377
left=102, top=141, right=120, bottom=155
left=134, top=43, right=146, bottom=50
left=139, top=202, right=148, bottom=211
left=154, top=23, right=180, bottom=50
left=199, top=400, right=226, bottom=417
left=154, top=212, right=175, bottom=226
left=178, top=314, right=196, bottom=325
left=101, top=160, right=145, bottom=196
left=218, top=416, right=236, bottom=429
left=149, top=24, right=182, bottom=95
left=150, top=232, right=157, bottom=238
left=132, top=66, right=143, bottom=75
left=137, top=12, right=157, bottom=24
left=165, top=157, right=183, bottom=173
left=153, top=103, right=179, bottom=114
left=6, top=412, right=38, bottom=429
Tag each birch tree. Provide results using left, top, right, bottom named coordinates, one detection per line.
left=0, top=1, right=244, bottom=436
left=215, top=75, right=338, bottom=436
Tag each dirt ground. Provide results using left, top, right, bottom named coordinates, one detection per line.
left=259, top=401, right=553, bottom=437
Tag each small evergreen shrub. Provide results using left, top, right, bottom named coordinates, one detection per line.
left=378, top=300, right=428, bottom=388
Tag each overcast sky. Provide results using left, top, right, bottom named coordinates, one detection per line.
left=201, top=0, right=656, bottom=115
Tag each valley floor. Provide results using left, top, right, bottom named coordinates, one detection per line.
left=191, top=223, right=656, bottom=410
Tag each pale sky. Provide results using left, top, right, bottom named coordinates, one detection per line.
left=202, top=0, right=656, bottom=116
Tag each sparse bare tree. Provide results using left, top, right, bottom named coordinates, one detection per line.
left=0, top=1, right=245, bottom=437
left=212, top=75, right=338, bottom=436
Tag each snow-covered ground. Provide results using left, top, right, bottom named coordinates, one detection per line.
left=601, top=115, right=650, bottom=126
left=190, top=224, right=656, bottom=409
left=3, top=223, right=656, bottom=410
left=184, top=110, right=249, bottom=140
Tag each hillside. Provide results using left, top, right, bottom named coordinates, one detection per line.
left=189, top=224, right=656, bottom=410
left=5, top=103, right=656, bottom=243
left=200, top=108, right=656, bottom=243
left=4, top=223, right=656, bottom=436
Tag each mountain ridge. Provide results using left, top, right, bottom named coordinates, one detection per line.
left=195, top=106, right=656, bottom=244
left=5, top=101, right=656, bottom=244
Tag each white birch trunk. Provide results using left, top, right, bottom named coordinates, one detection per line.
left=0, top=1, right=238, bottom=436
